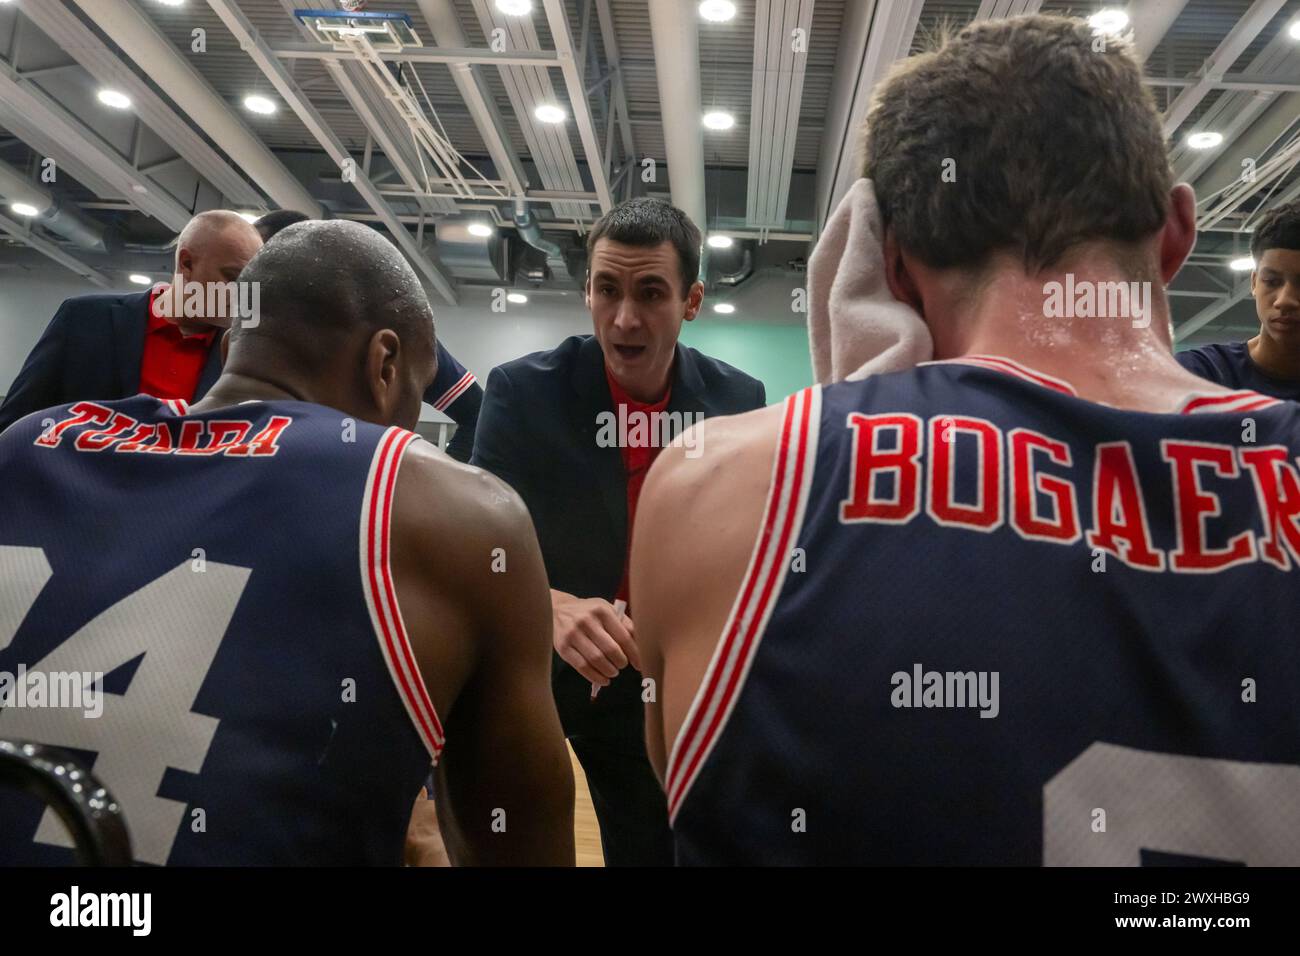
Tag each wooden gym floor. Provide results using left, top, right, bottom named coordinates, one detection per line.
left=569, top=742, right=604, bottom=867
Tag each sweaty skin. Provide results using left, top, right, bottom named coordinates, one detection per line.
left=192, top=219, right=574, bottom=865
left=632, top=183, right=1244, bottom=786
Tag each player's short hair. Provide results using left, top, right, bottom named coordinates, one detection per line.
left=1250, top=200, right=1300, bottom=259
left=234, top=219, right=434, bottom=365
left=860, top=14, right=1172, bottom=274
left=255, top=209, right=313, bottom=243
left=586, top=197, right=702, bottom=296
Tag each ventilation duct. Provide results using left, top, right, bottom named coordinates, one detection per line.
left=0, top=159, right=116, bottom=253
left=513, top=201, right=572, bottom=283
left=432, top=220, right=509, bottom=282
left=717, top=248, right=755, bottom=287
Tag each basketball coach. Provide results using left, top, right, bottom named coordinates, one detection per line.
left=471, top=198, right=766, bottom=865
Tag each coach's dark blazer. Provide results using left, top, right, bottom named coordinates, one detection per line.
left=0, top=290, right=222, bottom=435
left=0, top=290, right=484, bottom=461
left=471, top=333, right=766, bottom=736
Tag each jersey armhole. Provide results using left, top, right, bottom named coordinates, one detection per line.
left=359, top=427, right=446, bottom=764
left=664, top=386, right=822, bottom=823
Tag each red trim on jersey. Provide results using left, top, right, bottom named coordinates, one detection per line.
left=432, top=371, right=476, bottom=412
left=1178, top=390, right=1280, bottom=415
left=665, top=386, right=821, bottom=821
left=922, top=355, right=1078, bottom=396
left=361, top=427, right=445, bottom=762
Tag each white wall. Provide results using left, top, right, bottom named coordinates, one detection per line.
left=0, top=267, right=98, bottom=396
left=0, top=265, right=595, bottom=422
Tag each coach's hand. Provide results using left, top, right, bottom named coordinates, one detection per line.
left=550, top=589, right=641, bottom=687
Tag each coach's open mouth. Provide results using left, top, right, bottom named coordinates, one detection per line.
left=613, top=344, right=647, bottom=361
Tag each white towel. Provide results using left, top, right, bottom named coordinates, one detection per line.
left=807, top=178, right=932, bottom=385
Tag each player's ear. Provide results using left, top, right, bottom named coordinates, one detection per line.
left=365, top=328, right=402, bottom=423
left=883, top=226, right=924, bottom=315
left=177, top=247, right=193, bottom=284
left=1158, top=183, right=1197, bottom=285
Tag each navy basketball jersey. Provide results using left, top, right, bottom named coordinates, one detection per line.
left=430, top=342, right=477, bottom=412
left=1177, top=341, right=1300, bottom=402
left=668, top=356, right=1300, bottom=865
left=0, top=395, right=442, bottom=865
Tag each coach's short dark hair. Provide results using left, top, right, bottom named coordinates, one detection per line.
left=861, top=14, right=1172, bottom=274
left=1250, top=200, right=1300, bottom=259
left=586, top=198, right=702, bottom=296
left=256, top=209, right=313, bottom=243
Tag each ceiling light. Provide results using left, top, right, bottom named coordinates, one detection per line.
left=496, top=0, right=533, bottom=14
left=1229, top=256, right=1255, bottom=272
left=534, top=104, right=566, bottom=123
left=707, top=234, right=734, bottom=249
left=154, top=0, right=186, bottom=7
left=507, top=293, right=529, bottom=304
left=97, top=89, right=132, bottom=110
left=467, top=222, right=494, bottom=238
left=243, top=94, right=276, bottom=115
left=129, top=274, right=154, bottom=285
left=1088, top=9, right=1129, bottom=34
left=9, top=202, right=40, bottom=217
left=1290, top=21, right=1300, bottom=40
left=698, top=0, right=737, bottom=22
left=1186, top=131, right=1223, bottom=150
left=713, top=303, right=736, bottom=314
left=703, top=111, right=735, bottom=131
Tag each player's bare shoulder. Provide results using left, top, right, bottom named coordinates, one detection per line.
left=643, top=400, right=788, bottom=521
left=391, top=437, right=533, bottom=567
left=635, top=400, right=788, bottom=628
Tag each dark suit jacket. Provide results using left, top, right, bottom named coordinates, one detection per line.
left=0, top=290, right=221, bottom=434
left=471, top=333, right=766, bottom=738
left=0, top=291, right=483, bottom=459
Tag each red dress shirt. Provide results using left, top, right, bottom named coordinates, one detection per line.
left=138, top=284, right=217, bottom=401
left=605, top=364, right=673, bottom=608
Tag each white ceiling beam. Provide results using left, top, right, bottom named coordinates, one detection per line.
left=594, top=0, right=635, bottom=167
left=15, top=0, right=262, bottom=209
left=812, top=0, right=924, bottom=237
left=542, top=0, right=613, bottom=212
left=0, top=212, right=112, bottom=288
left=469, top=0, right=590, bottom=221
left=975, top=1, right=1043, bottom=19
left=1161, top=0, right=1287, bottom=137
left=417, top=0, right=529, bottom=197
left=76, top=0, right=321, bottom=217
left=747, top=0, right=816, bottom=229
left=0, top=58, right=191, bottom=231
left=1126, top=0, right=1188, bottom=64
left=204, top=0, right=458, bottom=305
left=270, top=43, right=560, bottom=67
left=1174, top=279, right=1252, bottom=342
left=279, top=0, right=456, bottom=217
left=647, top=0, right=706, bottom=233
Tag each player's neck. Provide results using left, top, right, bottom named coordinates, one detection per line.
left=190, top=373, right=311, bottom=413
left=1247, top=333, right=1300, bottom=381
left=933, top=269, right=1217, bottom=411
